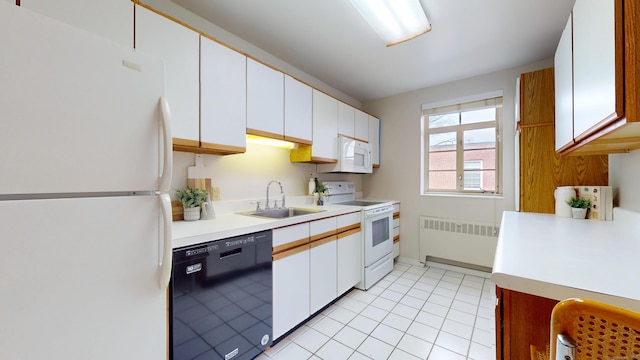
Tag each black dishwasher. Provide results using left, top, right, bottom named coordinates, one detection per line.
left=170, top=230, right=272, bottom=360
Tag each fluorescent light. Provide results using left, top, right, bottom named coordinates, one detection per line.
left=349, top=0, right=431, bottom=47
left=246, top=135, right=296, bottom=149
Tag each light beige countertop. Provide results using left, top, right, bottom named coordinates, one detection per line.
left=172, top=204, right=361, bottom=249
left=492, top=209, right=640, bottom=311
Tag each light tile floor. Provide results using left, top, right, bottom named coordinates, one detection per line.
left=258, top=262, right=496, bottom=360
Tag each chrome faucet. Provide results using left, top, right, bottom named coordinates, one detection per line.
left=265, top=180, right=285, bottom=209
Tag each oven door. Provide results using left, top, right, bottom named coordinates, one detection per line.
left=363, top=206, right=394, bottom=266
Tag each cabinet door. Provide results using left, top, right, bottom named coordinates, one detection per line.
left=369, top=116, right=381, bottom=166
left=312, top=90, right=338, bottom=161
left=554, top=14, right=574, bottom=151
left=200, top=35, right=246, bottom=153
left=572, top=0, right=620, bottom=140
left=272, top=223, right=310, bottom=339
left=135, top=6, right=199, bottom=147
left=21, top=0, right=133, bottom=46
left=338, top=102, right=355, bottom=138
left=310, top=238, right=337, bottom=314
left=273, top=249, right=310, bottom=339
left=355, top=109, right=369, bottom=142
left=337, top=229, right=362, bottom=295
left=284, top=75, right=312, bottom=144
left=247, top=58, right=284, bottom=139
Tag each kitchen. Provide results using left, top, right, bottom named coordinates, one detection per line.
left=1, top=1, right=639, bottom=360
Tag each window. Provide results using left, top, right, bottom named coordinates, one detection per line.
left=421, top=95, right=502, bottom=195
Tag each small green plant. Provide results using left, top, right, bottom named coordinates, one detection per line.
left=175, top=187, right=208, bottom=209
left=314, top=181, right=328, bottom=194
left=566, top=196, right=591, bottom=209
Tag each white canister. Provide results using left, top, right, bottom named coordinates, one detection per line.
left=554, top=186, right=576, bottom=217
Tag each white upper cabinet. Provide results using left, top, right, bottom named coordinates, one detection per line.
left=200, top=35, right=247, bottom=153
left=369, top=116, right=380, bottom=166
left=572, top=0, right=619, bottom=140
left=21, top=0, right=133, bottom=46
left=338, top=102, right=355, bottom=138
left=355, top=109, right=369, bottom=142
left=247, top=58, right=284, bottom=139
left=312, top=90, right=339, bottom=161
left=554, top=13, right=574, bottom=151
left=284, top=75, right=312, bottom=144
left=135, top=5, right=200, bottom=147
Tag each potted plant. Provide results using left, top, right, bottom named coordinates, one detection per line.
left=314, top=179, right=329, bottom=205
left=175, top=187, right=208, bottom=221
left=566, top=196, right=591, bottom=219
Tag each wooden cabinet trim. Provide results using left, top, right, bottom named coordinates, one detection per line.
left=272, top=243, right=310, bottom=261
left=283, top=135, right=312, bottom=146
left=337, top=223, right=360, bottom=234
left=393, top=236, right=400, bottom=243
left=310, top=229, right=337, bottom=243
left=393, top=212, right=400, bottom=220
left=247, top=128, right=285, bottom=141
left=200, top=141, right=246, bottom=154
left=273, top=237, right=310, bottom=255
left=309, top=235, right=337, bottom=249
left=337, top=227, right=360, bottom=239
left=172, top=138, right=199, bottom=147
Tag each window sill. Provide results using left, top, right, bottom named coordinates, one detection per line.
left=423, top=192, right=504, bottom=200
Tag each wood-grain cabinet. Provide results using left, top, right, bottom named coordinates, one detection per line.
left=20, top=0, right=133, bottom=46
left=495, top=287, right=558, bottom=360
left=134, top=5, right=200, bottom=149
left=555, top=0, right=640, bottom=155
left=518, top=68, right=607, bottom=214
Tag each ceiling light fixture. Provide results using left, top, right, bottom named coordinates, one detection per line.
left=349, top=0, right=431, bottom=47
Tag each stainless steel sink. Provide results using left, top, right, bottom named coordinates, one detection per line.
left=237, top=207, right=325, bottom=219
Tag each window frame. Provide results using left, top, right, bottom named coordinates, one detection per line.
left=421, top=93, right=503, bottom=196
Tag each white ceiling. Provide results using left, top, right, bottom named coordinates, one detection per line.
left=172, top=0, right=574, bottom=102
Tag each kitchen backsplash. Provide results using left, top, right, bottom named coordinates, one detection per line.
left=171, top=142, right=363, bottom=202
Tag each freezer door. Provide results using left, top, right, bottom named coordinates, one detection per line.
left=0, top=3, right=167, bottom=195
left=0, top=196, right=167, bottom=360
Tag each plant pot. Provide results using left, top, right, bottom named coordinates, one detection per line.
left=183, top=206, right=201, bottom=221
left=571, top=207, right=588, bottom=219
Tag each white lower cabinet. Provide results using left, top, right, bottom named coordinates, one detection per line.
left=337, top=212, right=362, bottom=295
left=309, top=217, right=338, bottom=314
left=272, top=223, right=310, bottom=339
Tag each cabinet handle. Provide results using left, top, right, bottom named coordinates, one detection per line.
left=158, top=97, right=173, bottom=193
left=158, top=193, right=172, bottom=289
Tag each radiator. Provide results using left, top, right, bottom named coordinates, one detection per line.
left=419, top=216, right=499, bottom=271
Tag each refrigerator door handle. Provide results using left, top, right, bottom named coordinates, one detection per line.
left=159, top=97, right=173, bottom=193
left=159, top=193, right=173, bottom=289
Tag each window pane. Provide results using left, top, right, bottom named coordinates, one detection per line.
left=461, top=108, right=495, bottom=124
left=463, top=161, right=482, bottom=190
left=463, top=128, right=495, bottom=150
left=429, top=132, right=456, bottom=148
left=428, top=113, right=458, bottom=128
left=429, top=171, right=457, bottom=190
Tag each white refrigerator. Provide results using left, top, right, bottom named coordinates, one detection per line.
left=0, top=3, right=173, bottom=359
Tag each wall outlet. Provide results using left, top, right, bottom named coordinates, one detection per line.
left=210, top=186, right=221, bottom=201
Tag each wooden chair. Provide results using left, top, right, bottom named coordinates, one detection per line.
left=548, top=298, right=640, bottom=360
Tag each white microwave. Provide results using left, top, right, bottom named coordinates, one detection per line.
left=318, top=136, right=373, bottom=174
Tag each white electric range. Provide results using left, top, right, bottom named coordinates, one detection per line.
left=323, top=181, right=395, bottom=290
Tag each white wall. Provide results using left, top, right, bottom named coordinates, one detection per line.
left=171, top=144, right=362, bottom=205
left=609, top=151, right=640, bottom=212
left=361, top=58, right=554, bottom=262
